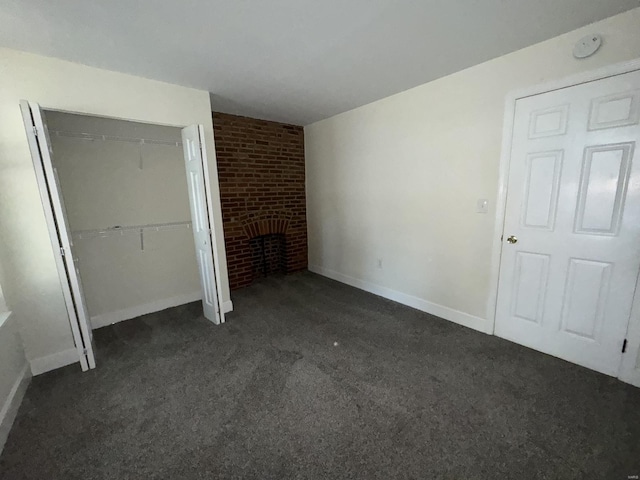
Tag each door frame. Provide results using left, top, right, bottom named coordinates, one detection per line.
left=486, top=57, right=640, bottom=387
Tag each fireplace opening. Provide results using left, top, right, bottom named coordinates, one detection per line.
left=250, top=234, right=286, bottom=279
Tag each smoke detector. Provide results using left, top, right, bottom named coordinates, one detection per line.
left=573, top=34, right=602, bottom=59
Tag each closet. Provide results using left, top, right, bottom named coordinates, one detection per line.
left=20, top=101, right=223, bottom=371
left=47, top=112, right=201, bottom=329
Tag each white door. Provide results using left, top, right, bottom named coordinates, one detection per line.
left=181, top=125, right=225, bottom=324
left=495, top=70, right=640, bottom=376
left=20, top=101, right=96, bottom=370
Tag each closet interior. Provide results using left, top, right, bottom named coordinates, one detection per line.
left=45, top=111, right=202, bottom=329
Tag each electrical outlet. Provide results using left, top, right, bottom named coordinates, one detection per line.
left=476, top=199, right=488, bottom=214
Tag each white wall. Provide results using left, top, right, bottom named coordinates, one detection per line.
left=0, top=47, right=230, bottom=372
left=47, top=113, right=201, bottom=327
left=305, top=9, right=640, bottom=334
left=0, top=313, right=30, bottom=453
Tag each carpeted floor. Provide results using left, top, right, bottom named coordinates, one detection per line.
left=1, top=271, right=639, bottom=479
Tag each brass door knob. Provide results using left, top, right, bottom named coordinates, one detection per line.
left=506, top=235, right=518, bottom=244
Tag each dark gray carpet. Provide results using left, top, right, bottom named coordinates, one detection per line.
left=1, top=272, right=639, bottom=480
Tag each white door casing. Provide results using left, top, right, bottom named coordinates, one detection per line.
left=181, top=125, right=224, bottom=325
left=20, top=101, right=96, bottom=371
left=495, top=69, right=640, bottom=377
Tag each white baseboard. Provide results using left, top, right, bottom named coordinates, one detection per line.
left=30, top=348, right=79, bottom=376
left=222, top=300, right=233, bottom=313
left=0, top=364, right=30, bottom=455
left=309, top=265, right=489, bottom=334
left=90, top=291, right=203, bottom=330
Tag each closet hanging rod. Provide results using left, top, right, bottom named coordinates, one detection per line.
left=50, top=130, right=183, bottom=147
left=72, top=221, right=191, bottom=240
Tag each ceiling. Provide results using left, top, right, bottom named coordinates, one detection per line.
left=0, top=1, right=636, bottom=125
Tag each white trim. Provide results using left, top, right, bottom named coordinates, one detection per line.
left=222, top=300, right=234, bottom=314
left=90, top=291, right=202, bottom=330
left=507, top=58, right=640, bottom=103
left=309, top=265, right=488, bottom=334
left=30, top=348, right=79, bottom=376
left=485, top=86, right=517, bottom=335
left=619, top=269, right=640, bottom=388
left=0, top=364, right=30, bottom=455
left=0, top=311, right=11, bottom=330
left=486, top=57, right=640, bottom=335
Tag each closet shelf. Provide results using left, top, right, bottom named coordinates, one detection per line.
left=72, top=221, right=191, bottom=240
left=51, top=130, right=182, bottom=147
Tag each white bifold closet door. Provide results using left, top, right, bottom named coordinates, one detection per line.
left=182, top=125, right=225, bottom=325
left=20, top=100, right=96, bottom=371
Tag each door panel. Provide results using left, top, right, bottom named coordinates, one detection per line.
left=528, top=104, right=569, bottom=138
left=495, top=69, right=640, bottom=377
left=575, top=143, right=633, bottom=235
left=521, top=151, right=563, bottom=229
left=20, top=102, right=90, bottom=372
left=588, top=90, right=640, bottom=130
left=32, top=104, right=97, bottom=369
left=21, top=101, right=96, bottom=370
left=181, top=125, right=224, bottom=324
left=511, top=252, right=549, bottom=324
left=560, top=258, right=611, bottom=340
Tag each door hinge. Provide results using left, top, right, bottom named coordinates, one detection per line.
left=622, top=339, right=628, bottom=353
left=60, top=247, right=65, bottom=257
left=32, top=125, right=38, bottom=137
left=82, top=348, right=88, bottom=355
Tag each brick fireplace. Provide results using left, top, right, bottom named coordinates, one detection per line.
left=213, top=112, right=307, bottom=289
